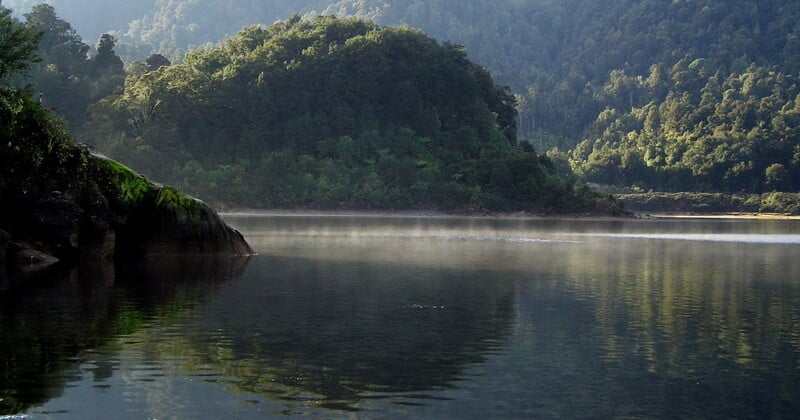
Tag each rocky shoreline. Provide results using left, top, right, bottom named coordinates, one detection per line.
left=1, top=154, right=253, bottom=274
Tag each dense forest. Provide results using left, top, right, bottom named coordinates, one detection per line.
left=81, top=16, right=600, bottom=212
left=321, top=0, right=800, bottom=193
left=5, top=0, right=800, bottom=204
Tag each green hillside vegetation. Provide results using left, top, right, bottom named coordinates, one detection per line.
left=82, top=16, right=606, bottom=213
left=567, top=63, right=800, bottom=192
left=7, top=0, right=798, bottom=207
left=317, top=0, right=800, bottom=194
left=20, top=4, right=126, bottom=130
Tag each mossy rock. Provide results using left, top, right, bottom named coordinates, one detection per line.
left=2, top=92, right=253, bottom=271
left=137, top=185, right=253, bottom=257
left=86, top=155, right=253, bottom=258
left=89, top=155, right=157, bottom=211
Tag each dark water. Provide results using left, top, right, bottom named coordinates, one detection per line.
left=2, top=214, right=800, bottom=418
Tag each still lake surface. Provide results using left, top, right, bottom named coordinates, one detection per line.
left=2, top=214, right=800, bottom=418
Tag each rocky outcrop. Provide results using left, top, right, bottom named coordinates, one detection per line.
left=1, top=90, right=252, bottom=272
left=1, top=155, right=253, bottom=272
left=89, top=155, right=254, bottom=260
left=5, top=241, right=60, bottom=272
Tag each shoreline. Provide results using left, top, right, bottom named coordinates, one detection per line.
left=220, top=209, right=800, bottom=220
left=220, top=208, right=610, bottom=219
left=645, top=212, right=800, bottom=220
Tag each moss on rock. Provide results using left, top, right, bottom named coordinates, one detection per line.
left=87, top=154, right=254, bottom=259
left=92, top=157, right=154, bottom=207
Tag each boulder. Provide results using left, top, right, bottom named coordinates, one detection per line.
left=30, top=192, right=83, bottom=259
left=1, top=156, right=252, bottom=273
left=116, top=186, right=254, bottom=258
left=6, top=241, right=60, bottom=272
left=89, top=155, right=254, bottom=259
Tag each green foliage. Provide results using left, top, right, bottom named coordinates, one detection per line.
left=570, top=63, right=800, bottom=193
left=154, top=186, right=202, bottom=224
left=0, top=5, right=40, bottom=87
left=0, top=88, right=86, bottom=203
left=311, top=0, right=800, bottom=195
left=145, top=53, right=170, bottom=70
left=20, top=4, right=126, bottom=129
left=618, top=192, right=800, bottom=215
left=12, top=0, right=799, bottom=202
left=83, top=15, right=597, bottom=213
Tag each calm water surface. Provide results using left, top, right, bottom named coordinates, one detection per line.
left=2, top=214, right=800, bottom=418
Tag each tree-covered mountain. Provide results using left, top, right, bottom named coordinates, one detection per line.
left=4, top=1, right=331, bottom=60
left=118, top=0, right=332, bottom=60
left=81, top=16, right=604, bottom=213
left=315, top=0, right=800, bottom=193
left=5, top=0, right=799, bottom=196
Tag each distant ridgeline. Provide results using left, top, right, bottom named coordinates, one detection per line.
left=82, top=16, right=608, bottom=213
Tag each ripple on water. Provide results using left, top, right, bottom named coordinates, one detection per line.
left=566, top=232, right=800, bottom=244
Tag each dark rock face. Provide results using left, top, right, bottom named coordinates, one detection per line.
left=1, top=90, right=251, bottom=273
left=6, top=241, right=60, bottom=272
left=87, top=156, right=254, bottom=260
left=115, top=191, right=254, bottom=259
left=0, top=229, right=8, bottom=267
left=30, top=193, right=83, bottom=259
left=2, top=156, right=253, bottom=271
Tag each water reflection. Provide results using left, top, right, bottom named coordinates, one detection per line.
left=0, top=256, right=249, bottom=415
left=505, top=238, right=800, bottom=418
left=220, top=214, right=800, bottom=417
left=118, top=254, right=517, bottom=411
left=3, top=215, right=800, bottom=418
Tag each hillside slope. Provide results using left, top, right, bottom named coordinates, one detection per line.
left=83, top=16, right=608, bottom=213
left=8, top=0, right=798, bottom=195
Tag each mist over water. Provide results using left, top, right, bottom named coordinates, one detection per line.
left=3, top=214, right=800, bottom=418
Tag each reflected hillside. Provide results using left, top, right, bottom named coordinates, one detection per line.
left=548, top=238, right=800, bottom=367
left=115, top=254, right=516, bottom=411
left=0, top=257, right=249, bottom=415
left=512, top=237, right=800, bottom=418
left=222, top=214, right=800, bottom=417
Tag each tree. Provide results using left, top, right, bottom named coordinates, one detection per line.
left=92, top=33, right=123, bottom=76
left=24, top=3, right=89, bottom=73
left=765, top=163, right=789, bottom=191
left=21, top=4, right=105, bottom=128
left=145, top=53, right=170, bottom=71
left=0, top=5, right=40, bottom=88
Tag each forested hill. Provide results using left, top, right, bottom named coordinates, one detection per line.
left=82, top=16, right=605, bottom=213
left=319, top=0, right=800, bottom=193
left=6, top=0, right=800, bottom=195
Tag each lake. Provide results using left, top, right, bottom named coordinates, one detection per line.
left=2, top=214, right=800, bottom=418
